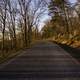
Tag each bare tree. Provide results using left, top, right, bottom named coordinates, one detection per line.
left=0, top=0, right=8, bottom=51
left=8, top=0, right=17, bottom=48
left=18, top=0, right=47, bottom=47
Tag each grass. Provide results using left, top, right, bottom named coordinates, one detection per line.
left=0, top=48, right=26, bottom=64
left=0, top=41, right=36, bottom=64
left=55, top=41, right=80, bottom=62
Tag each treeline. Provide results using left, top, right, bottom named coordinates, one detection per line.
left=42, top=0, right=80, bottom=47
left=0, top=0, right=47, bottom=52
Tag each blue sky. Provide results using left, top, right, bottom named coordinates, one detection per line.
left=69, top=0, right=77, bottom=3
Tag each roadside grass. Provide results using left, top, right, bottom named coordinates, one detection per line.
left=53, top=41, right=80, bottom=62
left=0, top=40, right=38, bottom=64
left=0, top=39, right=39, bottom=64
left=0, top=48, right=27, bottom=64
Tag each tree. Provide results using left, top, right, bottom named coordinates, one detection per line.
left=18, top=0, right=47, bottom=47
left=8, top=0, right=17, bottom=48
left=0, top=0, right=8, bottom=51
left=49, top=0, right=71, bottom=39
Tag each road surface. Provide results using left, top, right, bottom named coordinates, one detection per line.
left=0, top=41, right=80, bottom=80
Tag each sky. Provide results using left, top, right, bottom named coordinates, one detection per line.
left=69, top=0, right=77, bottom=3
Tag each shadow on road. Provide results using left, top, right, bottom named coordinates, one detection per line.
left=55, top=42, right=80, bottom=62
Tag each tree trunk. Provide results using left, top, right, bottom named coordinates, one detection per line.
left=28, top=26, right=32, bottom=47
left=13, top=25, right=17, bottom=48
left=2, top=28, right=5, bottom=51
left=24, top=17, right=28, bottom=47
left=62, top=1, right=69, bottom=39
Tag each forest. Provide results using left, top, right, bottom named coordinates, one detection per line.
left=42, top=0, right=80, bottom=47
left=0, top=0, right=80, bottom=62
left=0, top=0, right=47, bottom=54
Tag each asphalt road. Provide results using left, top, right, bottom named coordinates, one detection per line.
left=0, top=41, right=80, bottom=80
